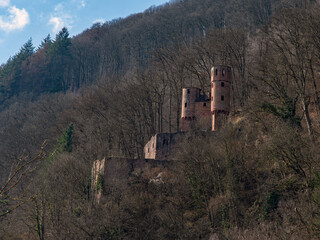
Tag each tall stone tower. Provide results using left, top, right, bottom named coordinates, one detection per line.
left=211, top=66, right=232, bottom=131
left=181, top=87, right=200, bottom=131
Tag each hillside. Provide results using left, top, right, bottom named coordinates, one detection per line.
left=1, top=0, right=320, bottom=239
left=0, top=0, right=305, bottom=103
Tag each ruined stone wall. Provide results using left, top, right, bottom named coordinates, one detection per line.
left=144, top=132, right=185, bottom=160
left=92, top=157, right=172, bottom=205
left=144, top=135, right=157, bottom=159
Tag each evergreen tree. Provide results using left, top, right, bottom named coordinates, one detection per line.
left=38, top=34, right=52, bottom=50
left=48, top=123, right=74, bottom=162
left=46, top=27, right=72, bottom=92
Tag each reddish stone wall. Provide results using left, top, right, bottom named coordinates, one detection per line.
left=181, top=87, right=200, bottom=118
left=180, top=87, right=211, bottom=131
left=179, top=66, right=232, bottom=132
left=211, top=66, right=231, bottom=112
left=212, top=111, right=228, bottom=131
left=195, top=101, right=211, bottom=130
left=181, top=87, right=200, bottom=131
left=195, top=101, right=211, bottom=117
left=211, top=66, right=232, bottom=131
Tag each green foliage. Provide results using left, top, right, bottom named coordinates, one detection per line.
left=0, top=38, right=34, bottom=95
left=48, top=27, right=72, bottom=58
left=103, top=228, right=121, bottom=239
left=38, top=34, right=52, bottom=49
left=18, top=38, right=35, bottom=60
left=260, top=100, right=300, bottom=126
left=221, top=205, right=230, bottom=230
left=48, top=123, right=74, bottom=162
left=0, top=197, right=10, bottom=216
left=46, top=27, right=72, bottom=92
left=96, top=173, right=104, bottom=192
left=57, top=123, right=74, bottom=153
left=312, top=171, right=320, bottom=205
left=263, top=191, right=279, bottom=220
left=72, top=207, right=82, bottom=217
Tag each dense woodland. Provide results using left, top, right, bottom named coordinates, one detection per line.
left=1, top=0, right=320, bottom=239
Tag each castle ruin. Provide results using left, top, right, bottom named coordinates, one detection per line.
left=92, top=66, right=232, bottom=201
left=180, top=65, right=232, bottom=131
left=144, top=65, right=232, bottom=160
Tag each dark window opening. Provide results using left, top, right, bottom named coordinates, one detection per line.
left=215, top=69, right=218, bottom=76
left=163, top=139, right=166, bottom=145
left=221, top=82, right=224, bottom=87
left=148, top=148, right=150, bottom=153
left=221, top=95, right=224, bottom=101
left=185, top=103, right=187, bottom=108
left=203, top=103, right=206, bottom=107
left=187, top=89, right=190, bottom=94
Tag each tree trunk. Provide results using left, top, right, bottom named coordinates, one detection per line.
left=302, top=98, right=312, bottom=136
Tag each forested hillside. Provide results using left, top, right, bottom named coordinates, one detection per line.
left=1, top=0, right=320, bottom=239
left=0, top=0, right=306, bottom=102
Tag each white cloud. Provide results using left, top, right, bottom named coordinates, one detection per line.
left=0, top=0, right=10, bottom=8
left=71, top=0, right=86, bottom=9
left=49, top=3, right=73, bottom=33
left=0, top=6, right=30, bottom=32
left=80, top=0, right=86, bottom=8
left=54, top=3, right=63, bottom=12
left=93, top=18, right=105, bottom=24
left=49, top=17, right=64, bottom=33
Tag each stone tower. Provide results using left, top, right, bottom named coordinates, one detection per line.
left=181, top=87, right=200, bottom=131
left=211, top=66, right=232, bottom=131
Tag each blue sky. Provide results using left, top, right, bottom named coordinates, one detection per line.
left=0, top=0, right=169, bottom=65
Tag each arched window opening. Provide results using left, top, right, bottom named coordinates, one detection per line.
left=221, top=95, right=224, bottom=101
left=221, top=82, right=224, bottom=87
left=215, top=69, right=218, bottom=76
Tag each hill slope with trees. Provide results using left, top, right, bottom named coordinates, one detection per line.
left=1, top=0, right=320, bottom=239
